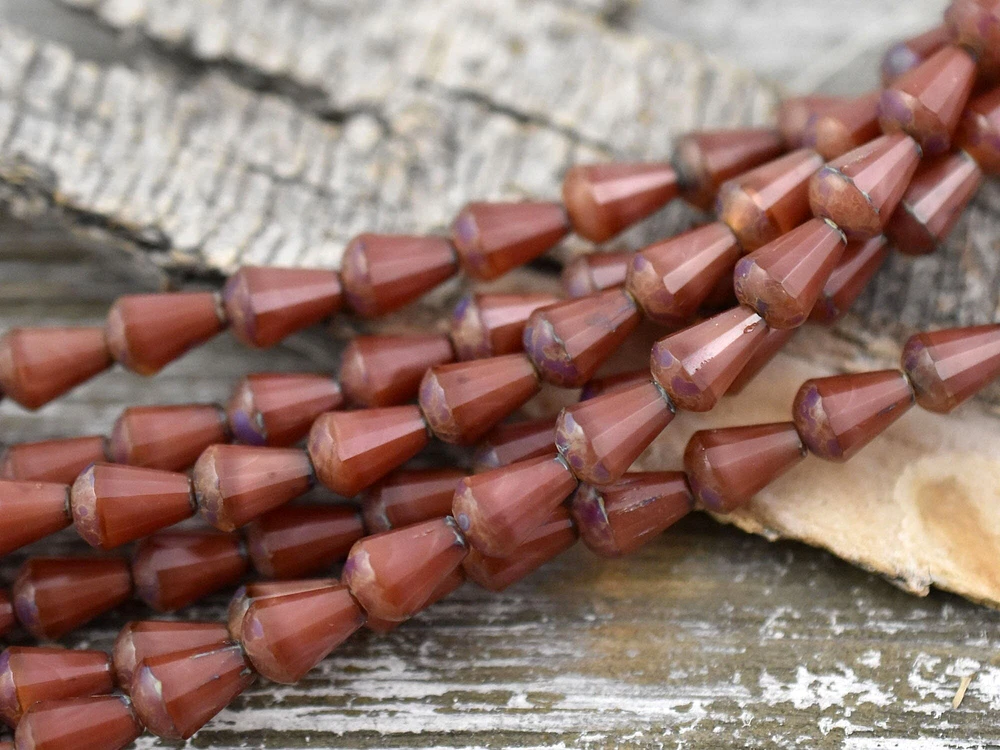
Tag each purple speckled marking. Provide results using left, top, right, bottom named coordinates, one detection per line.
left=882, top=43, right=920, bottom=82
left=688, top=474, right=725, bottom=513
left=523, top=316, right=580, bottom=386
left=341, top=554, right=358, bottom=579
left=453, top=212, right=478, bottom=248
left=878, top=90, right=915, bottom=129
left=570, top=486, right=616, bottom=556
left=456, top=513, right=471, bottom=531
left=13, top=586, right=39, bottom=633
left=229, top=408, right=267, bottom=446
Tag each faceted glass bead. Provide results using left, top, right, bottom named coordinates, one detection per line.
left=193, top=445, right=314, bottom=532
left=569, top=472, right=693, bottom=557
left=342, top=517, right=468, bottom=622
left=523, top=289, right=641, bottom=387
left=886, top=151, right=983, bottom=255
left=0, top=481, right=71, bottom=557
left=726, top=327, right=797, bottom=394
left=650, top=306, right=769, bottom=411
left=113, top=621, right=231, bottom=687
left=902, top=324, right=1000, bottom=413
left=450, top=293, right=558, bottom=360
left=809, top=237, right=890, bottom=324
left=361, top=468, right=465, bottom=533
left=562, top=162, right=679, bottom=242
left=955, top=87, right=1000, bottom=174
left=223, top=266, right=343, bottom=348
left=882, top=25, right=951, bottom=85
left=341, top=234, right=458, bottom=316
left=0, top=328, right=111, bottom=410
left=0, top=436, right=107, bottom=484
left=717, top=148, right=825, bottom=251
left=451, top=201, right=570, bottom=280
left=131, top=530, right=248, bottom=612
left=105, top=292, right=225, bottom=375
left=793, top=369, right=915, bottom=461
left=130, top=643, right=255, bottom=740
left=0, top=591, right=14, bottom=639
left=685, top=422, right=806, bottom=513
left=366, top=568, right=465, bottom=633
left=108, top=404, right=228, bottom=471
left=12, top=558, right=132, bottom=640
left=419, top=354, right=540, bottom=444
left=15, top=695, right=142, bottom=750
left=226, top=372, right=343, bottom=447
left=71, top=463, right=195, bottom=549
left=244, top=504, right=364, bottom=578
left=561, top=252, right=631, bottom=298
left=801, top=91, right=882, bottom=160
left=339, top=334, right=454, bottom=407
left=675, top=128, right=785, bottom=210
left=809, top=133, right=922, bottom=240
left=241, top=582, right=365, bottom=684
left=0, top=647, right=113, bottom=727
left=308, top=406, right=430, bottom=497
left=777, top=96, right=843, bottom=149
left=879, top=45, right=977, bottom=155
left=227, top=579, right=340, bottom=641
left=734, top=218, right=848, bottom=329
left=463, top=508, right=577, bottom=592
left=472, top=417, right=557, bottom=472
left=556, top=380, right=675, bottom=485
left=946, top=0, right=1000, bottom=79
left=626, top=222, right=741, bottom=325
left=453, top=454, right=577, bottom=557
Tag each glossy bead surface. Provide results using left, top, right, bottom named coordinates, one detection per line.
left=451, top=202, right=570, bottom=280
left=902, top=324, right=1000, bottom=413
left=734, top=218, right=847, bottom=329
left=717, top=148, right=825, bottom=251
left=14, top=695, right=142, bottom=750
left=105, top=293, right=224, bottom=375
left=108, top=404, right=228, bottom=471
left=561, top=252, right=631, bottom=298
left=523, top=289, right=641, bottom=387
left=801, top=91, right=882, bottom=160
left=946, top=0, right=1000, bottom=79
left=650, top=306, right=769, bottom=411
left=365, top=568, right=465, bottom=633
left=193, top=445, right=314, bottom=531
left=0, top=647, right=113, bottom=727
left=419, top=354, right=540, bottom=444
left=450, top=293, right=559, bottom=360
left=71, top=464, right=194, bottom=549
left=223, top=266, right=342, bottom=348
left=685, top=422, right=806, bottom=513
left=227, top=579, right=339, bottom=640
left=342, top=517, right=468, bottom=622
left=245, top=504, right=364, bottom=578
left=0, top=437, right=107, bottom=484
left=241, top=582, right=365, bottom=684
left=0, top=328, right=111, bottom=410
left=793, top=370, right=915, bottom=461
left=570, top=472, right=692, bottom=557
left=955, top=87, right=1000, bottom=174
left=626, top=222, right=741, bottom=325
left=472, top=417, right=557, bottom=471
left=227, top=373, right=343, bottom=447
left=12, top=558, right=132, bottom=640
left=675, top=128, right=785, bottom=210
left=726, top=327, right=797, bottom=394
left=809, top=133, right=922, bottom=240
left=809, top=237, right=890, bottom=324
left=340, top=334, right=454, bottom=407
left=453, top=454, right=577, bottom=557
left=562, top=162, right=679, bottom=241
left=131, top=530, right=248, bottom=611
left=556, top=380, right=675, bottom=485
left=882, top=25, right=951, bottom=85
left=361, top=469, right=464, bottom=533
left=778, top=96, right=843, bottom=148
left=308, top=406, right=429, bottom=497
left=0, top=481, right=71, bottom=556
left=113, top=620, right=231, bottom=687
left=341, top=234, right=458, bottom=316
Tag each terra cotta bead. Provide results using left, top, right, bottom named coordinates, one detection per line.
left=809, top=236, right=890, bottom=324
left=450, top=293, right=559, bottom=360
left=902, top=324, right=1000, bottom=413
left=244, top=504, right=364, bottom=578
left=777, top=95, right=844, bottom=149
left=945, top=0, right=1000, bottom=79
left=361, top=468, right=465, bottom=533
left=108, top=404, right=228, bottom=471
left=881, top=25, right=951, bottom=86
left=0, top=481, right=71, bottom=557
left=561, top=252, right=631, bottom=298
left=226, top=579, right=340, bottom=641
left=726, top=326, right=797, bottom=394
left=955, top=86, right=1000, bottom=174
left=339, top=334, right=454, bottom=407
left=472, top=417, right=557, bottom=471
left=0, top=328, right=112, bottom=410
left=0, top=647, right=113, bottom=727
left=0, top=436, right=108, bottom=485
left=675, top=128, right=786, bottom=210
left=226, top=372, right=343, bottom=447
left=14, top=695, right=143, bottom=750
left=801, top=91, right=882, bottom=160
left=365, top=568, right=465, bottom=633
left=112, top=620, right=231, bottom=687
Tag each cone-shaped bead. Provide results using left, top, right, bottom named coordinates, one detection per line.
left=472, top=417, right=557, bottom=471
left=946, top=0, right=1000, bottom=78
left=0, top=481, right=71, bottom=556
left=955, top=87, right=1000, bottom=174
left=227, top=579, right=340, bottom=641
left=561, top=253, right=631, bottom=298
left=0, top=437, right=107, bottom=484
left=801, top=91, right=882, bottom=160
left=902, top=324, right=1000, bottom=413
left=727, top=327, right=797, bottom=394
left=0, top=647, right=113, bottom=727
left=809, top=237, right=890, bottom=324
left=778, top=96, right=843, bottom=148
left=450, top=293, right=558, bottom=360
left=365, top=567, right=465, bottom=633
left=108, top=404, right=228, bottom=471
left=0, top=328, right=111, bottom=410
left=881, top=25, right=950, bottom=85
left=227, top=373, right=343, bottom=447
left=339, top=334, right=454, bottom=407
left=14, top=695, right=142, bottom=750
left=361, top=469, right=465, bottom=533
left=245, top=504, right=364, bottom=578
left=675, top=128, right=785, bottom=209
left=112, top=621, right=231, bottom=687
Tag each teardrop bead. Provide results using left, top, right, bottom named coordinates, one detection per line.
left=240, top=582, right=365, bottom=684
left=955, top=87, right=1000, bottom=174
left=578, top=369, right=650, bottom=401
left=0, top=436, right=107, bottom=484
left=556, top=380, right=675, bottom=485
left=113, top=620, right=231, bottom=687
left=308, top=406, right=430, bottom=497
left=14, top=695, right=142, bottom=750
left=452, top=454, right=577, bottom=557
left=778, top=95, right=843, bottom=148
left=419, top=354, right=540, bottom=444
left=193, top=445, right=314, bottom=531
left=0, top=481, right=71, bottom=556
left=227, top=579, right=339, bottom=640
left=675, top=128, right=785, bottom=209
left=130, top=643, right=255, bottom=740
left=361, top=469, right=465, bottom=533
left=570, top=472, right=692, bottom=557
left=365, top=568, right=465, bottom=633
left=685, top=422, right=806, bottom=513
left=450, top=293, right=558, bottom=360
left=726, top=327, right=797, bottom=394
left=626, top=221, right=741, bottom=324
left=244, top=504, right=364, bottom=578
left=0, top=647, right=113, bottom=727
left=881, top=25, right=951, bottom=85
left=341, top=234, right=458, bottom=316
left=801, top=91, right=882, bottom=160
left=902, top=324, right=1000, bottom=413
left=561, top=252, right=631, bottom=298
left=227, top=372, right=343, bottom=447
left=809, top=237, right=890, bottom=324
left=71, top=464, right=195, bottom=549
left=0, top=328, right=112, bottom=410
left=809, top=133, right=922, bottom=240
left=451, top=202, right=570, bottom=280
left=945, top=0, right=1000, bottom=78
left=793, top=370, right=915, bottom=461
left=105, top=292, right=225, bottom=375
left=223, top=266, right=342, bottom=347
left=108, top=404, right=228, bottom=471
left=472, top=417, right=557, bottom=472
left=339, top=334, right=454, bottom=407
left=650, top=306, right=769, bottom=411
